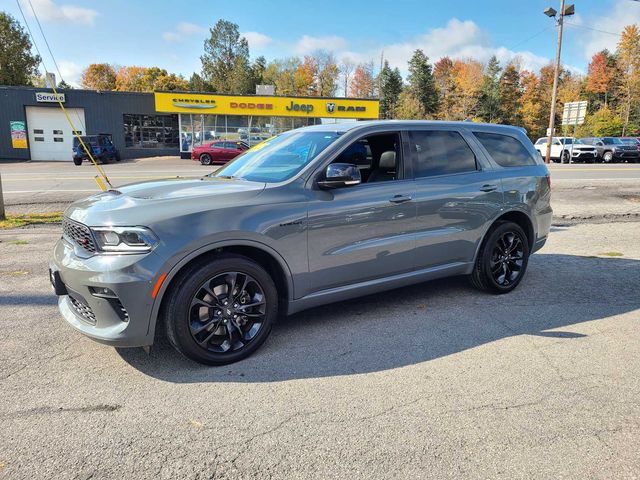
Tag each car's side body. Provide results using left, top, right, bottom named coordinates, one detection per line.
left=191, top=140, right=247, bottom=164
left=52, top=121, right=552, bottom=349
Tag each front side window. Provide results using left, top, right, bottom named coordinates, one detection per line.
left=214, top=131, right=340, bottom=183
left=474, top=132, right=536, bottom=167
left=409, top=130, right=476, bottom=177
left=561, top=138, right=573, bottom=144
left=332, top=133, right=401, bottom=183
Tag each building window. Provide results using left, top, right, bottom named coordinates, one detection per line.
left=53, top=129, right=63, bottom=135
left=123, top=114, right=179, bottom=149
left=34, top=137, right=44, bottom=141
left=34, top=129, right=43, bottom=134
left=54, top=138, right=64, bottom=142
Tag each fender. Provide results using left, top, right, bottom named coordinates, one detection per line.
left=145, top=238, right=296, bottom=339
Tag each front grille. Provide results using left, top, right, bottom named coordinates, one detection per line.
left=69, top=295, right=96, bottom=324
left=62, top=218, right=97, bottom=253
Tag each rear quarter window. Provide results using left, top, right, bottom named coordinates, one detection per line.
left=473, top=132, right=536, bottom=167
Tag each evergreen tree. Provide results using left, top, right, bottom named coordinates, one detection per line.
left=478, top=55, right=501, bottom=123
left=378, top=61, right=402, bottom=119
left=498, top=63, right=523, bottom=126
left=201, top=20, right=250, bottom=93
left=406, top=49, right=438, bottom=116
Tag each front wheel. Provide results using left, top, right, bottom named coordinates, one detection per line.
left=200, top=153, right=212, bottom=165
left=163, top=254, right=278, bottom=365
left=561, top=150, right=570, bottom=164
left=602, top=151, right=613, bottom=163
left=470, top=221, right=530, bottom=294
left=73, top=158, right=82, bottom=166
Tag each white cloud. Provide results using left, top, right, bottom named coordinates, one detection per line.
left=242, top=31, right=273, bottom=50
left=58, top=60, right=83, bottom=86
left=20, top=0, right=98, bottom=25
left=163, top=22, right=206, bottom=43
left=578, top=0, right=640, bottom=59
left=294, top=35, right=348, bottom=54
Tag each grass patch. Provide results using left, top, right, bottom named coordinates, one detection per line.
left=0, top=212, right=63, bottom=229
left=8, top=239, right=28, bottom=245
left=598, top=251, right=624, bottom=257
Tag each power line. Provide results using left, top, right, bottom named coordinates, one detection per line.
left=564, top=21, right=622, bottom=37
left=25, top=0, right=64, bottom=83
left=509, top=25, right=554, bottom=51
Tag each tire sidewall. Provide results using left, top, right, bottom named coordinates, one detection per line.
left=200, top=154, right=212, bottom=165
left=165, top=256, right=278, bottom=365
left=480, top=222, right=530, bottom=293
left=603, top=151, right=613, bottom=163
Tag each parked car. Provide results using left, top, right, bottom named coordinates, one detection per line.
left=72, top=134, right=119, bottom=166
left=620, top=137, right=640, bottom=151
left=579, top=137, right=640, bottom=163
left=533, top=137, right=597, bottom=163
left=50, top=121, right=552, bottom=365
left=191, top=140, right=248, bottom=165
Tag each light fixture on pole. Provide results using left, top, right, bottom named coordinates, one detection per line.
left=543, top=1, right=575, bottom=164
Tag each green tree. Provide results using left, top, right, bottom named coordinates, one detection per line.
left=498, top=63, right=522, bottom=126
left=378, top=60, right=403, bottom=119
left=616, top=25, right=640, bottom=135
left=395, top=90, right=425, bottom=119
left=433, top=57, right=457, bottom=120
left=57, top=79, right=72, bottom=89
left=201, top=19, right=250, bottom=93
left=251, top=56, right=266, bottom=87
left=0, top=12, right=41, bottom=86
left=478, top=55, right=501, bottom=122
left=406, top=49, right=438, bottom=116
left=188, top=72, right=211, bottom=92
left=583, top=106, right=623, bottom=136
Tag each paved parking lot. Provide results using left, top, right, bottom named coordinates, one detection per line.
left=1, top=159, right=640, bottom=479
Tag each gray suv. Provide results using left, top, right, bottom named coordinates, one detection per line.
left=50, top=121, right=552, bottom=365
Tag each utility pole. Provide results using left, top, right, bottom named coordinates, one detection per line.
left=544, top=0, right=573, bottom=164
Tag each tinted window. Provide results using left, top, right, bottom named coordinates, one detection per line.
left=474, top=132, right=536, bottom=167
left=409, top=131, right=476, bottom=177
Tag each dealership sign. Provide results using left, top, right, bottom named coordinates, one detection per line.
left=35, top=92, right=66, bottom=103
left=154, top=92, right=379, bottom=119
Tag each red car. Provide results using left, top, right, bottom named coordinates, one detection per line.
left=191, top=140, right=249, bottom=165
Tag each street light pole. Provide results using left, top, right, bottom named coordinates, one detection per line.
left=545, top=0, right=567, bottom=164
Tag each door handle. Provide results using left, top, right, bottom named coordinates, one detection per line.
left=480, top=184, right=498, bottom=192
left=389, top=194, right=412, bottom=204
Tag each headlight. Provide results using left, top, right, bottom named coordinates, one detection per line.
left=91, top=226, right=159, bottom=253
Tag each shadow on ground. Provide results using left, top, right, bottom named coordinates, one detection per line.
left=116, top=253, right=640, bottom=382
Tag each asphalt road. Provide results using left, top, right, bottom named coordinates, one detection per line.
left=1, top=211, right=640, bottom=477
left=2, top=158, right=640, bottom=218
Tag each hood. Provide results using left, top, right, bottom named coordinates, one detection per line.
left=65, top=176, right=266, bottom=226
left=572, top=144, right=596, bottom=150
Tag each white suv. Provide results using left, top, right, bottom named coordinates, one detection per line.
left=534, top=137, right=597, bottom=163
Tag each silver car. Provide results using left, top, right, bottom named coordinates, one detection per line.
left=50, top=121, right=552, bottom=365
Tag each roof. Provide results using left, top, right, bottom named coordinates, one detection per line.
left=297, top=120, right=527, bottom=135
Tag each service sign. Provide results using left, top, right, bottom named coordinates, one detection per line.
left=35, top=92, right=66, bottom=103
left=154, top=92, right=379, bottom=119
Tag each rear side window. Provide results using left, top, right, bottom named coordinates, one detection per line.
left=409, top=130, right=477, bottom=177
left=473, top=132, right=536, bottom=167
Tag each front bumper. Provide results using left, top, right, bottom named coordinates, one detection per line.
left=50, top=236, right=166, bottom=347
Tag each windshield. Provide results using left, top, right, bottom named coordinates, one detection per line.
left=575, top=139, right=586, bottom=144
left=620, top=138, right=636, bottom=145
left=560, top=138, right=573, bottom=144
left=603, top=137, right=623, bottom=145
left=212, top=130, right=340, bottom=182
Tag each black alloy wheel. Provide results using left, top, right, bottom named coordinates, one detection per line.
left=470, top=221, right=530, bottom=294
left=561, top=150, right=570, bottom=164
left=200, top=153, right=212, bottom=165
left=163, top=254, right=278, bottom=365
left=188, top=272, right=266, bottom=353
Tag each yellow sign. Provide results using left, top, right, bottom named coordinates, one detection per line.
left=154, top=92, right=379, bottom=119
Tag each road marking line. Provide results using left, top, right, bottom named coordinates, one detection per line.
left=5, top=189, right=98, bottom=193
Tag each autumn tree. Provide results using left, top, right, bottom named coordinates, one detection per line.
left=295, top=56, right=317, bottom=95
left=81, top=63, right=116, bottom=90
left=406, top=49, right=438, bottom=116
left=0, top=12, right=41, bottom=86
left=395, top=91, right=425, bottom=119
left=350, top=62, right=375, bottom=98
left=201, top=19, right=250, bottom=93
left=378, top=60, right=403, bottom=119
left=451, top=59, right=483, bottom=120
left=339, top=57, right=355, bottom=97
left=586, top=50, right=614, bottom=107
left=616, top=25, right=640, bottom=135
left=498, top=63, right=522, bottom=125
left=312, top=50, right=339, bottom=96
left=263, top=58, right=301, bottom=95
left=583, top=106, right=623, bottom=136
left=433, top=57, right=457, bottom=120
left=520, top=70, right=545, bottom=139
left=478, top=56, right=501, bottom=123
left=115, top=66, right=147, bottom=91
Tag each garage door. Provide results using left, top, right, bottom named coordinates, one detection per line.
left=26, top=106, right=86, bottom=161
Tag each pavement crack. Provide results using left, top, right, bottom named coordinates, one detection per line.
left=5, top=404, right=122, bottom=418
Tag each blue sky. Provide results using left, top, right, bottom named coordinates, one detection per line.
left=5, top=0, right=640, bottom=86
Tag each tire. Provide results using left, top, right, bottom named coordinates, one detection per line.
left=561, top=150, right=570, bottom=164
left=115, top=152, right=121, bottom=162
left=200, top=153, right=212, bottom=166
left=602, top=151, right=613, bottom=163
left=73, top=158, right=82, bottom=166
left=470, top=221, right=530, bottom=294
left=162, top=254, right=278, bottom=365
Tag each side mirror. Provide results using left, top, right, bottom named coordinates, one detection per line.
left=318, top=163, right=361, bottom=189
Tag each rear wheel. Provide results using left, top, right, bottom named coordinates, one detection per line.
left=200, top=153, right=212, bottom=165
left=561, top=150, right=570, bottom=164
left=470, top=221, right=530, bottom=294
left=163, top=254, right=278, bottom=365
left=73, top=157, right=82, bottom=166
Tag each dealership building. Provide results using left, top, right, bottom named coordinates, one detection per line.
left=0, top=86, right=380, bottom=162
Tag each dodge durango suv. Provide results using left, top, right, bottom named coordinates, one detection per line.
left=50, top=121, right=552, bottom=365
